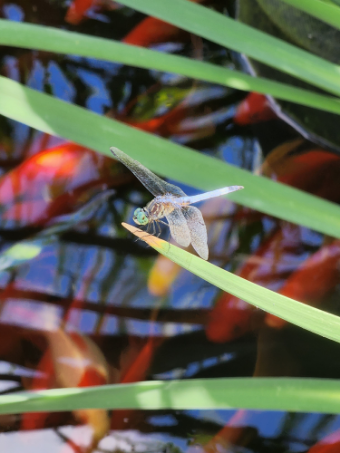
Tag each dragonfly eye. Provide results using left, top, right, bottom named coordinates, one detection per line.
left=133, top=208, right=149, bottom=225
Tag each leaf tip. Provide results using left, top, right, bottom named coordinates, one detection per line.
left=121, top=222, right=166, bottom=251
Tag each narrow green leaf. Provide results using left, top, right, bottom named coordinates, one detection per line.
left=1, top=76, right=340, bottom=238
left=282, top=0, right=340, bottom=29
left=123, top=223, right=340, bottom=344
left=0, top=378, right=340, bottom=414
left=116, top=0, right=340, bottom=97
left=1, top=20, right=340, bottom=115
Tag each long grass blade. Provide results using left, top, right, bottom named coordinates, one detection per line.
left=1, top=76, right=340, bottom=238
left=116, top=0, right=340, bottom=97
left=123, top=223, right=340, bottom=344
left=281, top=0, right=340, bottom=30
left=0, top=378, right=339, bottom=414
left=1, top=20, right=340, bottom=115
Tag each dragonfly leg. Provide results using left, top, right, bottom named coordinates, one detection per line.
left=158, top=219, right=169, bottom=228
left=133, top=223, right=149, bottom=242
left=139, top=222, right=154, bottom=241
left=134, top=230, right=142, bottom=243
left=155, top=221, right=162, bottom=238
left=134, top=223, right=152, bottom=243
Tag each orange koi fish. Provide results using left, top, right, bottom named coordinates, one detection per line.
left=266, top=239, right=340, bottom=328
left=0, top=142, right=121, bottom=228
left=65, top=0, right=119, bottom=24
left=201, top=410, right=256, bottom=453
left=65, top=0, right=94, bottom=24
left=206, top=224, right=302, bottom=342
left=123, top=0, right=204, bottom=47
left=307, top=428, right=340, bottom=453
left=111, top=336, right=159, bottom=429
left=21, top=330, right=109, bottom=449
left=234, top=93, right=276, bottom=125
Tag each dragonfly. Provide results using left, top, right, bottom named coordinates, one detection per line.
left=111, top=147, right=243, bottom=260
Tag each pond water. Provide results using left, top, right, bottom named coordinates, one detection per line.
left=0, top=0, right=340, bottom=452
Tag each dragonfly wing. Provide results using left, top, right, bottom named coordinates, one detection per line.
left=157, top=179, right=187, bottom=197
left=183, top=206, right=208, bottom=260
left=166, top=209, right=191, bottom=247
left=111, top=148, right=186, bottom=197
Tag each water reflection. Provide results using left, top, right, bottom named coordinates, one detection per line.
left=0, top=0, right=340, bottom=451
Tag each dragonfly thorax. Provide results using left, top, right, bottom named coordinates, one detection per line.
left=133, top=196, right=180, bottom=226
left=145, top=196, right=179, bottom=221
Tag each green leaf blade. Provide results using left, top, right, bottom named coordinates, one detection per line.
left=116, top=0, right=340, bottom=97
left=0, top=378, right=340, bottom=414
left=123, top=223, right=340, bottom=345
left=1, top=20, right=340, bottom=115
left=1, top=76, right=340, bottom=239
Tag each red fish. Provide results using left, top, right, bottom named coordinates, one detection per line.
left=307, top=428, right=340, bottom=453
left=261, top=148, right=340, bottom=328
left=201, top=410, right=256, bottom=453
left=65, top=0, right=119, bottom=24
left=266, top=239, right=340, bottom=328
left=263, top=147, right=340, bottom=204
left=20, top=348, right=54, bottom=431
left=0, top=142, right=123, bottom=228
left=123, top=0, right=204, bottom=47
left=111, top=336, right=158, bottom=429
left=234, top=93, right=276, bottom=125
left=120, top=337, right=156, bottom=384
left=65, top=0, right=94, bottom=24
left=123, top=17, right=188, bottom=47
left=277, top=150, right=340, bottom=203
left=21, top=329, right=110, bottom=449
left=206, top=224, right=302, bottom=342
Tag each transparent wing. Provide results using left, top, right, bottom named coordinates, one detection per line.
left=183, top=206, right=208, bottom=260
left=111, top=147, right=186, bottom=197
left=166, top=209, right=191, bottom=247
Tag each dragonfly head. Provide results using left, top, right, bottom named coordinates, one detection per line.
left=133, top=208, right=149, bottom=226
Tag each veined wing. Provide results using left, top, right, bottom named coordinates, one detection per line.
left=111, top=147, right=186, bottom=197
left=183, top=206, right=208, bottom=260
left=166, top=209, right=191, bottom=247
